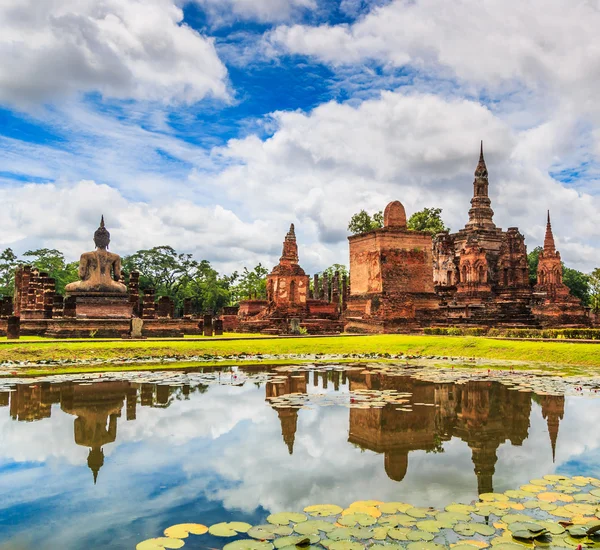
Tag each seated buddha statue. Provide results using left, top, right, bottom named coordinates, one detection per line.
left=65, top=216, right=128, bottom=294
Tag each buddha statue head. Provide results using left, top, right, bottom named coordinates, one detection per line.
left=94, top=216, right=110, bottom=250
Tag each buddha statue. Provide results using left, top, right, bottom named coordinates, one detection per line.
left=65, top=216, right=127, bottom=295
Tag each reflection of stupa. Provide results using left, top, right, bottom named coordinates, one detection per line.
left=266, top=373, right=306, bottom=455
left=61, top=382, right=130, bottom=484
left=540, top=395, right=565, bottom=462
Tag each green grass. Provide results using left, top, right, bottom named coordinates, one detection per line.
left=1, top=334, right=599, bottom=371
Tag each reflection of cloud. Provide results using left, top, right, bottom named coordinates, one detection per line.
left=1, top=381, right=600, bottom=549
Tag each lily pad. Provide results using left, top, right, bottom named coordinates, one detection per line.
left=544, top=475, right=570, bottom=482
left=406, top=507, right=430, bottom=519
left=326, top=541, right=363, bottom=550
left=339, top=513, right=377, bottom=527
left=209, top=522, right=253, bottom=537
left=406, top=530, right=435, bottom=542
left=304, top=505, right=343, bottom=517
left=378, top=514, right=416, bottom=527
left=137, top=538, right=185, bottom=550
left=504, top=491, right=530, bottom=500
left=406, top=542, right=445, bottom=550
left=565, top=525, right=588, bottom=537
left=454, top=522, right=496, bottom=536
left=436, top=512, right=471, bottom=525
left=480, top=493, right=510, bottom=502
left=248, top=525, right=293, bottom=540
left=268, top=513, right=308, bottom=526
left=446, top=504, right=476, bottom=514
left=294, top=520, right=336, bottom=536
left=273, top=535, right=319, bottom=548
left=164, top=524, right=208, bottom=539
left=370, top=527, right=389, bottom=540
left=224, top=541, right=274, bottom=550
left=537, top=492, right=574, bottom=503
left=520, top=485, right=544, bottom=494
left=388, top=528, right=411, bottom=541
left=378, top=502, right=413, bottom=514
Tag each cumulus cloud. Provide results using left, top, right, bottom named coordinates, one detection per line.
left=210, top=90, right=600, bottom=271
left=191, top=0, right=316, bottom=24
left=0, top=0, right=228, bottom=106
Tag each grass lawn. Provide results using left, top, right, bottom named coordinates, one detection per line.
left=0, top=334, right=599, bottom=372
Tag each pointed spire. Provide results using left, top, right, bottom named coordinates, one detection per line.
left=288, top=223, right=295, bottom=238
left=100, top=215, right=105, bottom=229
left=280, top=223, right=299, bottom=264
left=543, top=210, right=556, bottom=254
left=466, top=140, right=495, bottom=230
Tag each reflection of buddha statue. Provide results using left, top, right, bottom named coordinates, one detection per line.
left=65, top=216, right=127, bottom=295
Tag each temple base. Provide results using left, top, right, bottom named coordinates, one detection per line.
left=69, top=294, right=133, bottom=319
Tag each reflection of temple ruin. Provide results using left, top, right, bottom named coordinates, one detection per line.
left=3, top=368, right=566, bottom=492
left=2, top=379, right=192, bottom=484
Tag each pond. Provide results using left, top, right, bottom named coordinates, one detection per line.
left=1, top=363, right=600, bottom=550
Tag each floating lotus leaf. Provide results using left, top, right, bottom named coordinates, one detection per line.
left=501, top=515, right=532, bottom=525
left=326, top=528, right=353, bottom=541
left=406, top=530, right=435, bottom=542
left=388, top=528, right=411, bottom=541
left=564, top=503, right=595, bottom=515
left=446, top=504, right=476, bottom=514
left=451, top=541, right=489, bottom=549
left=406, top=542, right=445, bottom=550
left=454, top=522, right=496, bottom=537
left=504, top=491, right=530, bottom=500
left=304, top=505, right=343, bottom=517
left=224, top=541, right=274, bottom=550
left=164, top=523, right=208, bottom=539
left=277, top=545, right=321, bottom=550
left=415, top=520, right=443, bottom=533
left=339, top=513, right=377, bottom=527
left=343, top=505, right=381, bottom=518
left=565, top=525, right=588, bottom=537
left=480, top=494, right=510, bottom=503
left=474, top=505, right=502, bottom=517
left=490, top=543, right=530, bottom=550
left=248, top=525, right=293, bottom=540
left=325, top=540, right=363, bottom=550
left=590, top=489, right=600, bottom=498
left=570, top=478, right=590, bottom=487
left=550, top=506, right=578, bottom=518
left=544, top=475, right=570, bottom=483
left=510, top=530, right=544, bottom=541
left=586, top=520, right=600, bottom=535
left=378, top=514, right=416, bottom=527
left=137, top=538, right=185, bottom=550
left=369, top=545, right=405, bottom=550
left=370, top=527, right=389, bottom=540
left=508, top=503, right=525, bottom=511
left=273, top=534, right=319, bottom=548
left=520, top=485, right=544, bottom=494
left=294, top=520, right=336, bottom=535
left=538, top=492, right=574, bottom=503
left=378, top=502, right=413, bottom=514
left=537, top=521, right=565, bottom=535
left=555, top=485, right=579, bottom=494
left=573, top=493, right=600, bottom=503
left=406, top=507, right=430, bottom=519
left=209, top=522, right=252, bottom=537
left=522, top=500, right=557, bottom=511
left=268, top=513, right=308, bottom=526
left=507, top=522, right=547, bottom=534
left=436, top=512, right=471, bottom=525
left=528, top=479, right=550, bottom=487
left=349, top=500, right=383, bottom=508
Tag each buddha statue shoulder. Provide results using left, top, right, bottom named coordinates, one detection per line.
left=65, top=216, right=128, bottom=295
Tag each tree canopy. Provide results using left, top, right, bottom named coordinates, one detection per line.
left=407, top=207, right=449, bottom=235
left=347, top=210, right=383, bottom=234
left=589, top=268, right=600, bottom=313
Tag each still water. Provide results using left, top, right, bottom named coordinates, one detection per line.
left=1, top=364, right=599, bottom=549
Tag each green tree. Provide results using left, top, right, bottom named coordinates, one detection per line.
left=231, top=264, right=269, bottom=303
left=407, top=207, right=449, bottom=235
left=122, top=246, right=196, bottom=297
left=563, top=266, right=591, bottom=305
left=588, top=268, right=600, bottom=313
left=527, top=246, right=543, bottom=285
left=320, top=264, right=348, bottom=279
left=0, top=248, right=18, bottom=297
left=348, top=210, right=383, bottom=234
left=178, top=260, right=234, bottom=314
left=22, top=248, right=79, bottom=295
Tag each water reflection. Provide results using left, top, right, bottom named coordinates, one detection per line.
left=0, top=366, right=566, bottom=494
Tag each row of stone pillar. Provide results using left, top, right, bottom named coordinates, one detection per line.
left=309, top=271, right=349, bottom=310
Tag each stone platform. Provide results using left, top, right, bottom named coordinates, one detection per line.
left=69, top=293, right=133, bottom=319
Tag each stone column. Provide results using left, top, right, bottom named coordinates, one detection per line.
left=142, top=289, right=156, bottom=319
left=332, top=271, right=340, bottom=312
left=313, top=274, right=319, bottom=301
left=203, top=314, right=213, bottom=336
left=183, top=298, right=192, bottom=318
left=43, top=277, right=55, bottom=319
left=213, top=319, right=223, bottom=336
left=63, top=296, right=77, bottom=318
left=52, top=295, right=64, bottom=318
left=322, top=273, right=329, bottom=302
left=7, top=316, right=20, bottom=340
left=342, top=275, right=348, bottom=311
left=128, top=271, right=141, bottom=317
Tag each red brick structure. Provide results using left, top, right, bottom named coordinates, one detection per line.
left=345, top=201, right=439, bottom=332
left=238, top=224, right=343, bottom=334
left=532, top=212, right=590, bottom=326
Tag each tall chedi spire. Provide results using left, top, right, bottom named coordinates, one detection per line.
left=543, top=210, right=556, bottom=254
left=280, top=223, right=299, bottom=265
left=466, top=141, right=496, bottom=230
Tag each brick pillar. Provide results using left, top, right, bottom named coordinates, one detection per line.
left=7, top=316, right=20, bottom=339
left=52, top=295, right=64, bottom=318
left=43, top=277, right=55, bottom=319
left=213, top=319, right=223, bottom=336
left=63, top=296, right=77, bottom=318
left=203, top=314, right=213, bottom=336
left=128, top=271, right=140, bottom=317
left=322, top=273, right=330, bottom=303
left=183, top=298, right=192, bottom=318
left=0, top=297, right=13, bottom=317
left=157, top=296, right=172, bottom=318
left=142, top=289, right=156, bottom=319
left=342, top=275, right=348, bottom=311
left=308, top=276, right=313, bottom=299
left=332, top=271, right=340, bottom=311
left=313, top=274, right=319, bottom=301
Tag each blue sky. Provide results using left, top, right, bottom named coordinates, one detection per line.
left=0, top=0, right=598, bottom=273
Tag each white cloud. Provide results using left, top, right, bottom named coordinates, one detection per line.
left=191, top=0, right=316, bottom=25
left=0, top=0, right=228, bottom=106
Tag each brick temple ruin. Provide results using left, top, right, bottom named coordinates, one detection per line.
left=0, top=144, right=596, bottom=337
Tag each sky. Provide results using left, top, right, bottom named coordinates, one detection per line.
left=0, top=0, right=599, bottom=275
